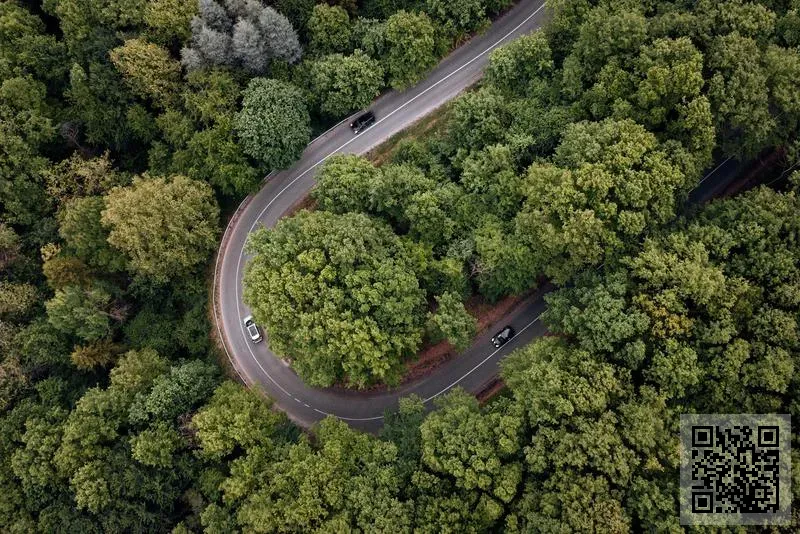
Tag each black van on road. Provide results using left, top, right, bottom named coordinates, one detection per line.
left=350, top=111, right=376, bottom=134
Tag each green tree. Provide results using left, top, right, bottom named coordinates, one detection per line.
left=0, top=282, right=38, bottom=321
left=502, top=337, right=625, bottom=427
left=473, top=217, right=538, bottom=301
left=306, top=51, right=384, bottom=117
left=70, top=339, right=121, bottom=370
left=131, top=422, right=183, bottom=468
left=234, top=78, right=310, bottom=169
left=55, top=349, right=168, bottom=478
left=565, top=5, right=648, bottom=92
left=693, top=0, right=777, bottom=45
left=66, top=62, right=136, bottom=151
left=172, top=117, right=261, bottom=197
left=486, top=32, right=554, bottom=96
left=128, top=360, right=218, bottom=424
left=0, top=76, right=53, bottom=225
left=274, top=0, right=316, bottom=32
left=44, top=152, right=128, bottom=203
left=232, top=418, right=411, bottom=532
left=192, top=381, right=287, bottom=460
left=420, top=390, right=523, bottom=502
left=404, top=183, right=463, bottom=249
left=102, top=175, right=220, bottom=282
left=706, top=33, right=774, bottom=157
left=0, top=223, right=20, bottom=271
left=543, top=271, right=649, bottom=356
left=427, top=292, right=475, bottom=351
left=764, top=44, right=800, bottom=146
left=460, top=144, right=523, bottom=219
left=110, top=38, right=182, bottom=108
left=122, top=306, right=178, bottom=356
left=243, top=210, right=427, bottom=388
left=425, top=0, right=487, bottom=36
left=508, top=473, right=631, bottom=533
left=45, top=284, right=114, bottom=342
left=55, top=0, right=147, bottom=60
left=11, top=318, right=71, bottom=374
left=0, top=3, right=68, bottom=88
left=313, top=154, right=381, bottom=213
left=307, top=3, right=352, bottom=56
left=108, top=348, right=169, bottom=394
left=10, top=406, right=68, bottom=500
left=182, top=68, right=242, bottom=125
left=372, top=163, right=438, bottom=227
left=384, top=10, right=437, bottom=89
left=42, top=253, right=92, bottom=290
left=380, top=395, right=425, bottom=483
left=448, top=87, right=513, bottom=155
left=143, top=0, right=197, bottom=44
left=513, top=119, right=687, bottom=284
left=633, top=37, right=705, bottom=129
left=58, top=196, right=126, bottom=272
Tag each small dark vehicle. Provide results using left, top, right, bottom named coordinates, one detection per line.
left=491, top=326, right=515, bottom=348
left=350, top=111, right=376, bottom=134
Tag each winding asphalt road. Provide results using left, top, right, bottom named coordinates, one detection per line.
left=214, top=0, right=550, bottom=430
left=213, top=0, right=742, bottom=431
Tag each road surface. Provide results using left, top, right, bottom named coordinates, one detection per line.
left=213, top=0, right=740, bottom=431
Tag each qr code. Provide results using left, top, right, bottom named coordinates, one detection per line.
left=680, top=414, right=792, bottom=526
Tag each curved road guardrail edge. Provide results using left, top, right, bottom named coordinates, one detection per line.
left=212, top=0, right=562, bottom=431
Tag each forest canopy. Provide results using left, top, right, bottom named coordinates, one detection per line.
left=1, top=0, right=799, bottom=532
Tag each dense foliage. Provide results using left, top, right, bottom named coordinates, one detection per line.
left=246, top=0, right=800, bottom=384
left=3, top=0, right=800, bottom=532
left=244, top=210, right=428, bottom=387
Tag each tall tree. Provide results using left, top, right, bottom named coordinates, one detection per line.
left=420, top=390, right=523, bottom=503
left=45, top=284, right=114, bottom=342
left=307, top=4, right=352, bottom=56
left=257, top=7, right=302, bottom=64
left=110, top=38, right=182, bottom=109
left=512, top=119, right=687, bottom=284
left=44, top=152, right=128, bottom=204
left=706, top=33, right=774, bottom=157
left=58, top=196, right=127, bottom=272
left=192, top=381, right=287, bottom=461
left=305, top=51, right=384, bottom=117
left=234, top=78, right=310, bottom=169
left=486, top=32, right=554, bottom=96
left=230, top=418, right=411, bottom=532
left=427, top=292, right=475, bottom=351
left=313, top=154, right=382, bottom=213
left=384, top=10, right=437, bottom=89
left=232, top=19, right=269, bottom=73
left=243, top=210, right=427, bottom=387
left=66, top=62, right=136, bottom=151
left=101, top=175, right=220, bottom=282
left=143, top=0, right=198, bottom=45
left=0, top=76, right=53, bottom=225
left=425, top=0, right=487, bottom=36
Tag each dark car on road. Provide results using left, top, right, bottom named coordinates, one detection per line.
left=491, top=326, right=515, bottom=348
left=350, top=111, right=376, bottom=134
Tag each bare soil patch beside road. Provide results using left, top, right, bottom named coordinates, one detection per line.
left=401, top=289, right=536, bottom=383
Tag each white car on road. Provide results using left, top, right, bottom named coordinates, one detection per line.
left=243, top=315, right=263, bottom=343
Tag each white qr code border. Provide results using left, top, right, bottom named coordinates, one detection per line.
left=680, top=414, right=792, bottom=526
